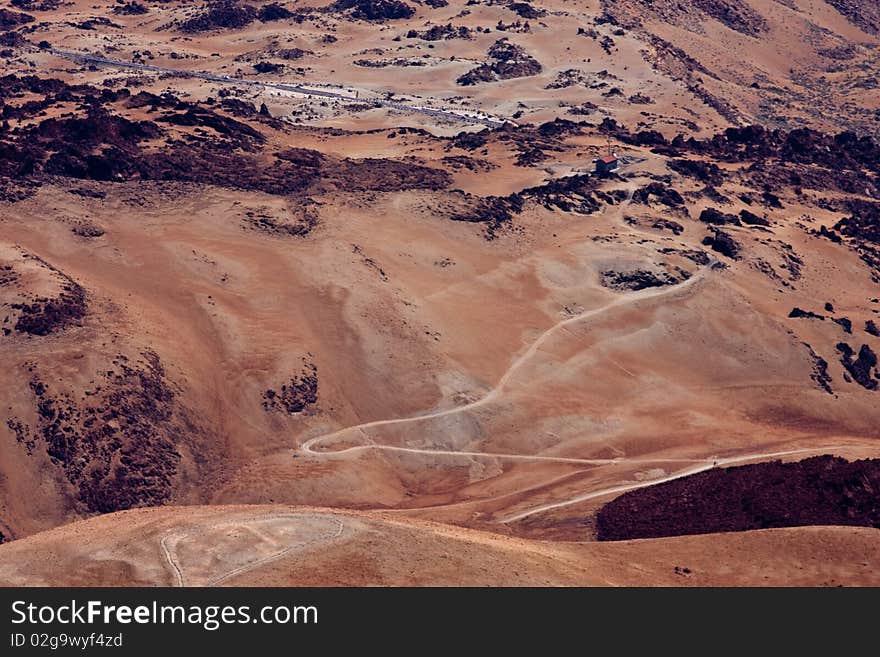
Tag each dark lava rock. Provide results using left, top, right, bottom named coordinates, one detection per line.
left=331, top=0, right=415, bottom=21
left=0, top=8, right=34, bottom=29
left=263, top=362, right=318, bottom=413
left=408, top=23, right=473, bottom=40
left=803, top=342, right=834, bottom=394
left=0, top=78, right=449, bottom=197
left=457, top=38, right=541, bottom=85
left=652, top=218, right=684, bottom=235
left=739, top=209, right=769, bottom=226
left=508, top=2, right=545, bottom=19
left=179, top=1, right=257, bottom=33
left=658, top=248, right=711, bottom=265
left=72, top=221, right=105, bottom=238
left=818, top=224, right=843, bottom=243
left=676, top=125, right=880, bottom=202
left=596, top=455, right=880, bottom=540
left=450, top=193, right=524, bottom=239
left=823, top=0, right=880, bottom=35
left=244, top=204, right=318, bottom=237
left=628, top=93, right=654, bottom=105
left=600, top=269, right=684, bottom=291
left=762, top=190, right=783, bottom=209
left=866, top=320, right=880, bottom=337
left=518, top=173, right=605, bottom=214
left=10, top=0, right=61, bottom=8
left=632, top=182, right=685, bottom=208
left=788, top=307, right=825, bottom=320
left=258, top=2, right=294, bottom=21
left=832, top=201, right=880, bottom=279
left=699, top=207, right=740, bottom=226
left=604, top=0, right=768, bottom=37
left=11, top=256, right=87, bottom=336
left=450, top=131, right=488, bottom=151
left=69, top=188, right=106, bottom=199
left=668, top=158, right=722, bottom=186
left=833, top=317, right=853, bottom=334
left=833, top=200, right=880, bottom=244
left=113, top=1, right=148, bottom=15
left=253, top=61, right=283, bottom=74
left=18, top=353, right=184, bottom=513
left=702, top=229, right=740, bottom=259
left=218, top=97, right=258, bottom=117
left=276, top=47, right=311, bottom=60
left=13, top=284, right=86, bottom=336
left=837, top=342, right=879, bottom=390
left=0, top=31, right=27, bottom=47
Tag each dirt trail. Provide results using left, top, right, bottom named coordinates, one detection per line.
left=498, top=447, right=856, bottom=523
left=291, top=181, right=856, bottom=525
left=300, top=188, right=717, bottom=459
left=160, top=513, right=345, bottom=587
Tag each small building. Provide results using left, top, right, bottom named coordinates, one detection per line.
left=595, top=155, right=619, bottom=176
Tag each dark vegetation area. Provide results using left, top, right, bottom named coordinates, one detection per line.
left=9, top=353, right=185, bottom=513
left=597, top=456, right=880, bottom=540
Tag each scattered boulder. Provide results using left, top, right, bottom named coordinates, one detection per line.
left=457, top=38, right=541, bottom=85
left=406, top=23, right=472, bottom=40
left=651, top=218, right=684, bottom=235
left=276, top=47, right=311, bottom=60
left=632, top=183, right=685, bottom=208
left=178, top=1, right=257, bottom=33
left=702, top=229, right=740, bottom=259
left=0, top=8, right=34, bottom=29
left=803, top=342, right=834, bottom=394
left=330, top=0, right=415, bottom=21
left=600, top=269, right=686, bottom=291
left=788, top=308, right=825, bottom=320
left=739, top=209, right=769, bottom=226
left=508, top=2, right=544, bottom=19
left=113, top=1, right=148, bottom=15
left=253, top=61, right=283, bottom=74
left=837, top=343, right=879, bottom=390
left=263, top=362, right=319, bottom=413
left=258, top=2, right=294, bottom=21
left=668, top=158, right=722, bottom=186
left=699, top=207, right=740, bottom=226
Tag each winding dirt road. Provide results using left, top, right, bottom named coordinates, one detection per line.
left=300, top=189, right=718, bottom=458
left=291, top=187, right=849, bottom=527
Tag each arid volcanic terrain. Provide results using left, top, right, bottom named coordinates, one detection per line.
left=0, top=0, right=878, bottom=586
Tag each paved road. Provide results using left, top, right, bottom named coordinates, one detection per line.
left=49, top=48, right=507, bottom=127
